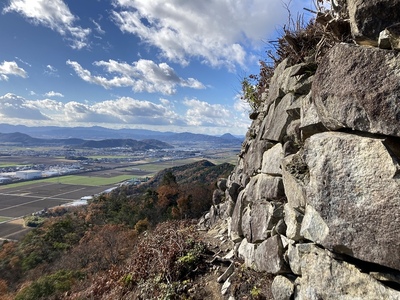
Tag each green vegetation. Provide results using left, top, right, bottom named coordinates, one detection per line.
left=241, top=76, right=263, bottom=112
left=15, top=270, right=84, bottom=300
left=250, top=285, right=262, bottom=298
left=23, top=216, right=45, bottom=227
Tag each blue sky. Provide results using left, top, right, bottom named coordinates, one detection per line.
left=0, top=0, right=315, bottom=135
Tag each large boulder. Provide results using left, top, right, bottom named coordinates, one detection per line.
left=244, top=173, right=285, bottom=202
left=312, top=43, right=400, bottom=137
left=271, top=275, right=294, bottom=300
left=304, top=132, right=400, bottom=270
left=254, top=235, right=288, bottom=274
left=242, top=200, right=284, bottom=243
left=261, top=143, right=283, bottom=176
left=297, top=245, right=400, bottom=300
left=260, top=93, right=297, bottom=142
left=237, top=238, right=256, bottom=267
left=346, top=0, right=400, bottom=42
left=242, top=139, right=273, bottom=183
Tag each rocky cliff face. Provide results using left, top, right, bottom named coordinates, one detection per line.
left=200, top=1, right=400, bottom=299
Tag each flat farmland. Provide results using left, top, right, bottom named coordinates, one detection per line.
left=0, top=181, right=110, bottom=218
left=0, top=172, right=129, bottom=240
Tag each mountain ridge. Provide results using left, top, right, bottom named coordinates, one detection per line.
left=0, top=132, right=172, bottom=149
left=0, top=124, right=243, bottom=146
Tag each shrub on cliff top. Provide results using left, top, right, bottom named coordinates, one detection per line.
left=241, top=2, right=344, bottom=113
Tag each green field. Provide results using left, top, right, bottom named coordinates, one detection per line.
left=0, top=163, right=22, bottom=167
left=0, top=174, right=134, bottom=189
left=0, top=217, right=11, bottom=223
left=0, top=180, right=40, bottom=189
left=43, top=175, right=134, bottom=186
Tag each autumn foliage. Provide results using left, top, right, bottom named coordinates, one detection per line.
left=0, top=160, right=232, bottom=299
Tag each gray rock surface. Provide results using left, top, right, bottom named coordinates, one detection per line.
left=387, top=24, right=400, bottom=50
left=261, top=143, right=283, bottom=176
left=281, top=154, right=308, bottom=208
left=300, top=205, right=329, bottom=244
left=244, top=173, right=285, bottom=202
left=304, top=131, right=400, bottom=269
left=254, top=235, right=288, bottom=274
left=261, top=93, right=296, bottom=142
left=283, top=204, right=304, bottom=241
left=237, top=238, right=256, bottom=267
left=287, top=243, right=316, bottom=275
left=346, top=0, right=400, bottom=41
left=271, top=275, right=294, bottom=300
left=312, top=43, right=400, bottom=137
left=230, top=190, right=246, bottom=242
left=242, top=140, right=273, bottom=182
left=246, top=200, right=274, bottom=242
left=297, top=245, right=400, bottom=300
left=212, top=189, right=224, bottom=205
left=202, top=7, right=400, bottom=295
left=299, top=92, right=327, bottom=140
left=217, top=178, right=227, bottom=192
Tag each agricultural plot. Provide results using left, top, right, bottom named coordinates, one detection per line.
left=43, top=174, right=135, bottom=186
left=0, top=216, right=10, bottom=223
left=0, top=182, right=109, bottom=219
left=0, top=169, right=134, bottom=240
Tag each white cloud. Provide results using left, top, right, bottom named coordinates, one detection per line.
left=15, top=57, right=31, bottom=67
left=66, top=59, right=205, bottom=95
left=44, top=64, right=59, bottom=77
left=111, top=0, right=312, bottom=70
left=0, top=93, right=184, bottom=126
left=0, top=93, right=49, bottom=120
left=44, top=91, right=64, bottom=98
left=91, top=97, right=183, bottom=125
left=0, top=61, right=28, bottom=81
left=91, top=19, right=105, bottom=35
left=46, top=65, right=57, bottom=72
left=183, top=99, right=232, bottom=127
left=159, top=98, right=171, bottom=106
left=0, top=93, right=251, bottom=135
left=3, top=0, right=91, bottom=49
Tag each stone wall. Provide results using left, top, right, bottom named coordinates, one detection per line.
left=201, top=1, right=400, bottom=299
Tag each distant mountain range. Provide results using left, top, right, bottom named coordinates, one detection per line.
left=0, top=124, right=243, bottom=147
left=0, top=132, right=172, bottom=150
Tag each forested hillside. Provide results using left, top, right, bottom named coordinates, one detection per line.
left=0, top=161, right=234, bottom=299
